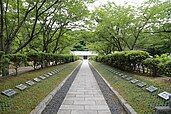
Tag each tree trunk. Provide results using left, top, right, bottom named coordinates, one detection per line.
left=0, top=0, right=4, bottom=51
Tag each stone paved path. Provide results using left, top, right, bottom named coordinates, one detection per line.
left=57, top=60, right=111, bottom=114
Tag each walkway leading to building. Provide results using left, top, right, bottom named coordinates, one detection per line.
left=57, top=60, right=111, bottom=114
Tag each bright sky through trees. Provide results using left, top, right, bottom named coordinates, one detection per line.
left=88, top=0, right=144, bottom=10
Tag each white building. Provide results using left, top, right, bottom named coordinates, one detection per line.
left=71, top=51, right=98, bottom=59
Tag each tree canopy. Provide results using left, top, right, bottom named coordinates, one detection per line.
left=0, top=0, right=170, bottom=55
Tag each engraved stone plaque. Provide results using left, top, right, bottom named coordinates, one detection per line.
left=126, top=77, right=133, bottom=81
left=44, top=74, right=50, bottom=78
left=136, top=82, right=146, bottom=88
left=146, top=86, right=158, bottom=93
left=15, top=84, right=27, bottom=90
left=33, top=78, right=41, bottom=82
left=130, top=79, right=139, bottom=84
left=26, top=80, right=35, bottom=86
left=1, top=89, right=17, bottom=97
left=121, top=75, right=127, bottom=79
left=39, top=76, right=46, bottom=80
left=48, top=73, right=53, bottom=76
left=158, top=91, right=171, bottom=100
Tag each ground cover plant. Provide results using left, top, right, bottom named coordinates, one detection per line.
left=91, top=61, right=171, bottom=113
left=0, top=60, right=80, bottom=114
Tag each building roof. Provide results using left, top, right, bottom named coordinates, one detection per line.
left=71, top=51, right=98, bottom=56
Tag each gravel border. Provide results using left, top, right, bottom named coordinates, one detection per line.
left=30, top=62, right=82, bottom=114
left=89, top=62, right=136, bottom=114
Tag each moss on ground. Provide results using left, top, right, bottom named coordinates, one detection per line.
left=91, top=61, right=171, bottom=114
left=0, top=61, right=81, bottom=114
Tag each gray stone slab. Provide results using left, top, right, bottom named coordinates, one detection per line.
left=50, top=71, right=55, bottom=74
left=130, top=79, right=139, bottom=84
left=126, top=77, right=133, bottom=81
left=39, top=76, right=46, bottom=80
left=158, top=91, right=171, bottom=100
left=118, top=73, right=123, bottom=76
left=146, top=86, right=158, bottom=93
left=85, top=105, right=109, bottom=110
left=33, top=78, right=41, bottom=82
left=47, top=72, right=53, bottom=76
left=121, top=75, right=127, bottom=79
left=136, top=82, right=146, bottom=88
left=26, top=80, right=35, bottom=86
left=71, top=110, right=98, bottom=114
left=57, top=109, right=71, bottom=114
left=60, top=105, right=84, bottom=110
left=98, top=110, right=111, bottom=114
left=74, top=100, right=96, bottom=105
left=44, top=74, right=50, bottom=78
left=15, top=84, right=27, bottom=90
left=1, top=89, right=17, bottom=97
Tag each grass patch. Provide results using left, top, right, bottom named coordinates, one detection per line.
left=0, top=60, right=81, bottom=114
left=91, top=61, right=171, bottom=114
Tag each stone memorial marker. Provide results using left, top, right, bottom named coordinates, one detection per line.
left=136, top=82, right=146, bottom=88
left=48, top=73, right=53, bottom=76
left=33, top=78, right=41, bottom=82
left=1, top=89, right=17, bottom=97
left=130, top=79, right=139, bottom=84
left=26, top=80, right=35, bottom=86
left=146, top=86, right=158, bottom=93
left=120, top=74, right=124, bottom=76
left=126, top=77, right=132, bottom=81
left=15, top=84, right=27, bottom=91
left=155, top=96, right=171, bottom=114
left=50, top=71, right=55, bottom=74
left=39, top=76, right=46, bottom=80
left=44, top=74, right=50, bottom=78
left=121, top=75, right=127, bottom=79
left=158, top=91, right=171, bottom=100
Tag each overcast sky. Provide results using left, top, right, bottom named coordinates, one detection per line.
left=88, top=0, right=145, bottom=10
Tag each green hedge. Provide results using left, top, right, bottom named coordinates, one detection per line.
left=0, top=52, right=79, bottom=76
left=94, top=50, right=149, bottom=71
left=143, top=54, right=171, bottom=76
left=93, top=50, right=171, bottom=77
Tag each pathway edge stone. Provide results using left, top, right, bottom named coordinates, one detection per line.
left=30, top=62, right=82, bottom=114
left=89, top=62, right=137, bottom=114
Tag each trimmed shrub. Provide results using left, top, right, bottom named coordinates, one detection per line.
left=7, top=54, right=27, bottom=75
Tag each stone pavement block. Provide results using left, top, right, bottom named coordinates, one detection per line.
left=63, top=100, right=74, bottom=105
left=68, top=92, right=84, bottom=95
left=85, top=97, right=105, bottom=101
left=60, top=105, right=84, bottom=110
left=57, top=109, right=71, bottom=114
left=98, top=110, right=111, bottom=114
left=74, top=100, right=96, bottom=105
left=85, top=105, right=109, bottom=110
left=95, top=100, right=108, bottom=105
left=65, top=97, right=84, bottom=101
left=76, top=95, right=94, bottom=98
left=71, top=110, right=98, bottom=114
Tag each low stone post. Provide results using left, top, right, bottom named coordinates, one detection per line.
left=155, top=96, right=171, bottom=114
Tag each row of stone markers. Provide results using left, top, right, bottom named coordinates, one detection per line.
left=1, top=66, right=67, bottom=97
left=102, top=65, right=171, bottom=101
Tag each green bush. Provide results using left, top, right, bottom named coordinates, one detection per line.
left=94, top=50, right=149, bottom=71
left=0, top=51, right=78, bottom=76
left=164, top=60, right=171, bottom=76
left=7, top=54, right=27, bottom=75
left=143, top=58, right=160, bottom=76
left=143, top=54, right=171, bottom=77
left=93, top=51, right=171, bottom=77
